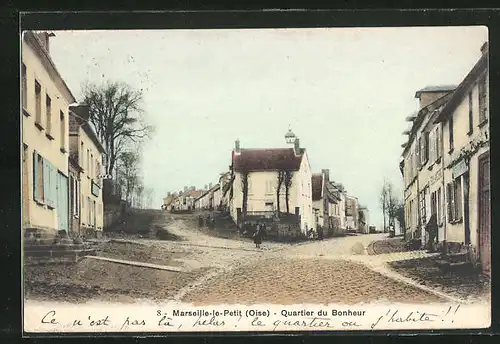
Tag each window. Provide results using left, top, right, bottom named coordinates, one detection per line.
left=80, top=141, right=84, bottom=167
left=70, top=176, right=75, bottom=215
left=90, top=153, right=94, bottom=178
left=46, top=95, right=52, bottom=138
left=60, top=111, right=66, bottom=151
left=435, top=126, right=442, bottom=161
left=429, top=130, right=436, bottom=163
left=419, top=189, right=426, bottom=224
left=88, top=197, right=92, bottom=227
left=422, top=132, right=429, bottom=165
left=35, top=80, right=42, bottom=126
left=93, top=200, right=96, bottom=227
left=33, top=152, right=44, bottom=203
left=447, top=178, right=463, bottom=223
left=431, top=191, right=437, bottom=217
left=448, top=116, right=454, bottom=152
left=22, top=63, right=27, bottom=109
left=265, top=180, right=273, bottom=194
left=468, top=91, right=473, bottom=134
left=75, top=178, right=80, bottom=217
left=437, top=187, right=442, bottom=225
left=478, top=76, right=487, bottom=124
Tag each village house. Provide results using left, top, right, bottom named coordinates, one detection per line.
left=330, top=181, right=347, bottom=232
left=311, top=169, right=344, bottom=237
left=345, top=195, right=359, bottom=232
left=217, top=172, right=232, bottom=211
left=68, top=104, right=107, bottom=237
left=229, top=131, right=313, bottom=235
left=22, top=31, right=75, bottom=237
left=358, top=206, right=370, bottom=234
left=401, top=42, right=490, bottom=275
left=402, top=86, right=455, bottom=245
left=171, top=186, right=202, bottom=211
left=434, top=42, right=490, bottom=275
left=162, top=192, right=177, bottom=211
left=194, top=183, right=214, bottom=210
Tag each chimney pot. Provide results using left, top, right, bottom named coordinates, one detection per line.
left=321, top=169, right=330, bottom=182
left=481, top=42, right=489, bottom=56
left=235, top=139, right=240, bottom=153
left=294, top=137, right=300, bottom=155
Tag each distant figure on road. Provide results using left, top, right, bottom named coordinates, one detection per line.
left=317, top=225, right=324, bottom=240
left=253, top=223, right=263, bottom=249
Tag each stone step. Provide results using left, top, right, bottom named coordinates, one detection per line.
left=24, top=244, right=86, bottom=251
left=24, top=249, right=96, bottom=258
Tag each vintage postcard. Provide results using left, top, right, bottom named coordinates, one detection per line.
left=21, top=25, right=491, bottom=334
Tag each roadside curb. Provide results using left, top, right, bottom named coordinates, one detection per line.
left=351, top=257, right=469, bottom=304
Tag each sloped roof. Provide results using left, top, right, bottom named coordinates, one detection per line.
left=233, top=148, right=304, bottom=172
left=311, top=174, right=323, bottom=201
left=163, top=195, right=176, bottom=206
left=434, top=52, right=488, bottom=123
left=414, top=85, right=456, bottom=98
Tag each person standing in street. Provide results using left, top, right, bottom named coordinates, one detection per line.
left=253, top=223, right=263, bottom=249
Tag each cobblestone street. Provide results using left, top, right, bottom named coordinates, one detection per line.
left=24, top=212, right=474, bottom=305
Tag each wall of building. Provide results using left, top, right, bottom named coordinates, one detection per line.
left=77, top=129, right=104, bottom=231
left=312, top=199, right=324, bottom=228
left=22, top=35, right=72, bottom=233
left=418, top=91, right=451, bottom=109
left=230, top=152, right=313, bottom=233
left=442, top=71, right=489, bottom=249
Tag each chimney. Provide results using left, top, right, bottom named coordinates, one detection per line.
left=481, top=41, right=489, bottom=56
left=35, top=31, right=55, bottom=54
left=167, top=192, right=171, bottom=196
left=209, top=183, right=213, bottom=189
left=294, top=137, right=300, bottom=155
left=204, top=184, right=208, bottom=190
left=191, top=186, right=195, bottom=191
left=184, top=186, right=188, bottom=192
left=235, top=139, right=240, bottom=154
left=321, top=169, right=330, bottom=183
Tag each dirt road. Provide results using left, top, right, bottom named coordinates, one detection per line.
left=24, top=211, right=454, bottom=304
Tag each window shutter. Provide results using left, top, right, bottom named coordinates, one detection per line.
left=435, top=127, right=440, bottom=159
left=417, top=138, right=421, bottom=166
left=33, top=151, right=39, bottom=201
left=446, top=183, right=452, bottom=222
left=429, top=132, right=435, bottom=163
left=425, top=133, right=429, bottom=163
left=42, top=158, right=49, bottom=204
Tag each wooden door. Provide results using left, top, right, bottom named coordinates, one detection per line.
left=478, top=153, right=490, bottom=276
left=56, top=172, right=69, bottom=233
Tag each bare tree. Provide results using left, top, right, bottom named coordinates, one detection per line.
left=116, top=151, right=140, bottom=205
left=144, top=187, right=154, bottom=209
left=82, top=81, right=153, bottom=177
left=379, top=179, right=389, bottom=232
left=135, top=183, right=144, bottom=209
left=241, top=170, right=250, bottom=216
left=386, top=181, right=395, bottom=227
left=284, top=170, right=293, bottom=213
left=395, top=201, right=405, bottom=236
left=276, top=170, right=285, bottom=215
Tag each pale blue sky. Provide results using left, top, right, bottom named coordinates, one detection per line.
left=49, top=26, right=488, bottom=228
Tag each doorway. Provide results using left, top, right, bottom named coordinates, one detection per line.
left=478, top=152, right=490, bottom=276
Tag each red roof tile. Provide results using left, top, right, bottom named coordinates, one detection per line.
left=232, top=148, right=304, bottom=172
left=312, top=174, right=323, bottom=201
